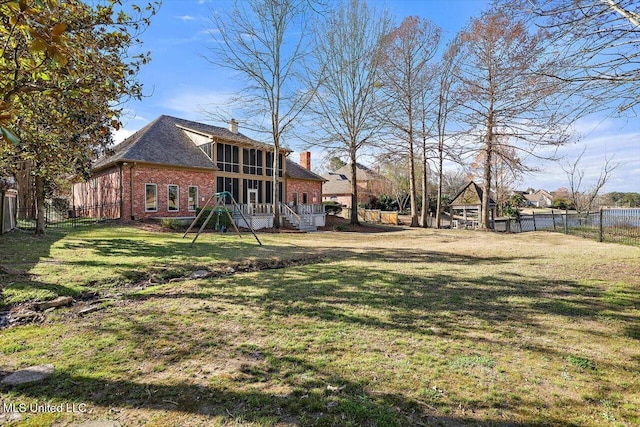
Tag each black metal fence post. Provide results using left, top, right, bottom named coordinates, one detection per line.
left=532, top=211, right=537, bottom=231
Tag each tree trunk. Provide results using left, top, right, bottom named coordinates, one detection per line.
left=34, top=174, right=46, bottom=236
left=480, top=123, right=493, bottom=230
left=408, top=149, right=418, bottom=227
left=349, top=155, right=359, bottom=225
left=420, top=159, right=429, bottom=227
left=272, top=150, right=280, bottom=229
left=435, top=149, right=444, bottom=228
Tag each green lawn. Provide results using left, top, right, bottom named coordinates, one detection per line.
left=1, top=224, right=639, bottom=426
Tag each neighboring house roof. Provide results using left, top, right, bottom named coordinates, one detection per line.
left=285, top=159, right=326, bottom=182
left=323, top=172, right=352, bottom=195
left=322, top=163, right=390, bottom=196
left=523, top=190, right=553, bottom=203
left=93, top=115, right=217, bottom=171
left=332, top=163, right=385, bottom=181
left=450, top=181, right=496, bottom=207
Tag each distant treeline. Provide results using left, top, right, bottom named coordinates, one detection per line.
left=602, top=192, right=640, bottom=207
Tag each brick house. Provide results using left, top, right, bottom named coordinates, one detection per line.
left=72, top=115, right=325, bottom=229
left=322, top=163, right=392, bottom=208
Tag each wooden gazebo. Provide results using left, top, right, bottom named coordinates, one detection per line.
left=449, top=181, right=496, bottom=229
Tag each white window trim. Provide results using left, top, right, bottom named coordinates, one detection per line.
left=168, top=184, right=179, bottom=212
left=188, top=186, right=198, bottom=212
left=145, top=183, right=158, bottom=212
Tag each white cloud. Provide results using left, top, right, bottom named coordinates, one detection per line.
left=176, top=15, right=197, bottom=21
left=112, top=127, right=135, bottom=144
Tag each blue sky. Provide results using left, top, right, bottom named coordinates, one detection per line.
left=118, top=0, right=640, bottom=193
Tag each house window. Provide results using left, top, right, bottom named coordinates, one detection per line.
left=242, top=148, right=263, bottom=175
left=302, top=192, right=308, bottom=204
left=188, top=186, right=198, bottom=211
left=313, top=191, right=318, bottom=203
left=168, top=185, right=179, bottom=211
left=216, top=143, right=239, bottom=173
left=145, top=184, right=157, bottom=212
left=199, top=143, right=213, bottom=159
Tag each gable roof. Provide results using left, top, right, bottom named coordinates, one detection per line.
left=93, top=115, right=217, bottom=171
left=285, top=159, right=326, bottom=182
left=450, top=181, right=496, bottom=207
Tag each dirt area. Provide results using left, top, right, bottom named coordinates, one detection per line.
left=131, top=216, right=402, bottom=234
left=318, top=214, right=402, bottom=233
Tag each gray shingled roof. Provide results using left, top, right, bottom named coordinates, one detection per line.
left=450, top=181, right=496, bottom=206
left=93, top=115, right=217, bottom=171
left=322, top=172, right=352, bottom=195
left=285, top=159, right=326, bottom=181
left=93, top=115, right=287, bottom=172
left=332, top=163, right=384, bottom=181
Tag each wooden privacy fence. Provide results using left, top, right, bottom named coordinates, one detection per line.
left=494, top=208, right=640, bottom=246
left=339, top=208, right=399, bottom=225
left=1, top=189, right=17, bottom=234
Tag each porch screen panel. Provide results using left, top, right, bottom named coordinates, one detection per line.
left=266, top=152, right=282, bottom=177
left=265, top=181, right=272, bottom=204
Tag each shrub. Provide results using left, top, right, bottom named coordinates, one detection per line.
left=334, top=224, right=348, bottom=231
left=195, top=208, right=233, bottom=229
left=160, top=218, right=181, bottom=230
left=323, top=201, right=342, bottom=215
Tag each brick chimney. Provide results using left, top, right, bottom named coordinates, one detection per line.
left=300, top=151, right=311, bottom=170
left=228, top=118, right=238, bottom=133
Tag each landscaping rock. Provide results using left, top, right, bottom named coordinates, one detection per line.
left=0, top=411, right=23, bottom=423
left=190, top=270, right=210, bottom=279
left=76, top=422, right=122, bottom=427
left=34, top=296, right=74, bottom=311
left=1, top=364, right=54, bottom=386
left=78, top=306, right=102, bottom=316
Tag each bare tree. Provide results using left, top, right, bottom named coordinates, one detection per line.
left=469, top=143, right=523, bottom=216
left=379, top=158, right=411, bottom=213
left=379, top=17, right=441, bottom=227
left=562, top=146, right=620, bottom=213
left=511, top=0, right=640, bottom=114
left=206, top=0, right=317, bottom=227
left=454, top=10, right=574, bottom=229
left=307, top=0, right=391, bottom=225
left=432, top=38, right=462, bottom=228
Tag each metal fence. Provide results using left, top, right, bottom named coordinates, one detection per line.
left=16, top=202, right=120, bottom=231
left=494, top=208, right=640, bottom=246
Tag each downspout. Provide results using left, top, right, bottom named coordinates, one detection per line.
left=130, top=162, right=136, bottom=220
left=118, top=163, right=124, bottom=220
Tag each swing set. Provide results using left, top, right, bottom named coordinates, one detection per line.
left=183, top=191, right=262, bottom=246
